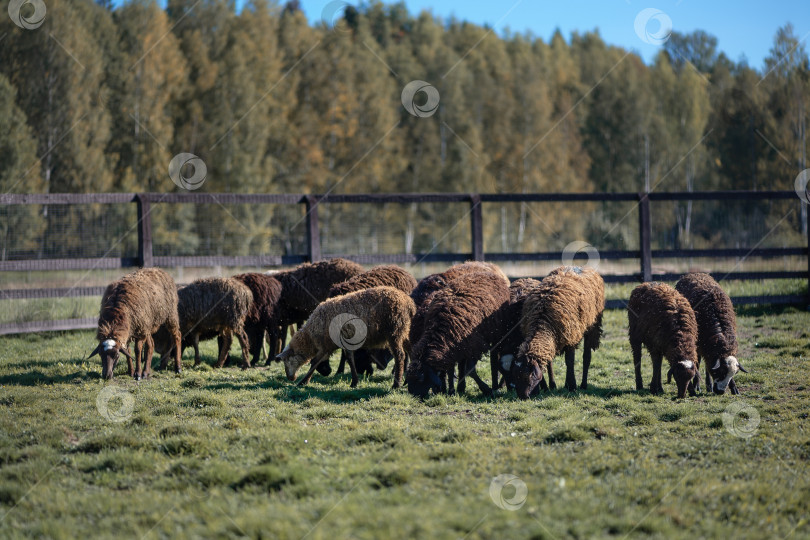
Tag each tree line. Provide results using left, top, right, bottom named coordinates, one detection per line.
left=0, top=0, right=807, bottom=259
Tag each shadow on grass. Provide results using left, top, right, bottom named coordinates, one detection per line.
left=0, top=369, right=98, bottom=386
left=736, top=304, right=806, bottom=317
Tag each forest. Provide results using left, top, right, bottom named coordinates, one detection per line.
left=0, top=0, right=808, bottom=260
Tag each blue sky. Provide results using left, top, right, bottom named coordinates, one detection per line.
left=121, top=0, right=810, bottom=69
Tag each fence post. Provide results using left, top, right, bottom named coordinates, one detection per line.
left=470, top=194, right=484, bottom=261
left=305, top=195, right=321, bottom=263
left=638, top=192, right=652, bottom=282
left=136, top=193, right=153, bottom=268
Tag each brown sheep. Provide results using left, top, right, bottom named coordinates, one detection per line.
left=154, top=278, right=254, bottom=368
left=490, top=278, right=542, bottom=392
left=509, top=267, right=604, bottom=399
left=410, top=261, right=509, bottom=307
left=276, top=286, right=415, bottom=389
left=628, top=282, right=699, bottom=398
left=407, top=272, right=510, bottom=398
left=271, top=258, right=365, bottom=365
left=89, top=268, right=181, bottom=380
left=232, top=273, right=283, bottom=366
left=326, top=265, right=418, bottom=377
left=674, top=273, right=747, bottom=394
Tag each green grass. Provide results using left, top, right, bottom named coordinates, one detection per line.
left=0, top=308, right=809, bottom=539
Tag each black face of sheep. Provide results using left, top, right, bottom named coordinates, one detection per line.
left=407, top=364, right=443, bottom=398
left=510, top=359, right=543, bottom=400
left=709, top=356, right=748, bottom=395
left=88, top=339, right=134, bottom=380
left=671, top=360, right=699, bottom=398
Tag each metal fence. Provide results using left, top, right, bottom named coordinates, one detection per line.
left=1, top=190, right=807, bottom=335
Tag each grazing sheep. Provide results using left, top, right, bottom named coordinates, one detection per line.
left=89, top=268, right=181, bottom=380
left=406, top=272, right=510, bottom=398
left=410, top=261, right=509, bottom=307
left=271, top=258, right=365, bottom=365
left=326, top=265, right=417, bottom=376
left=276, top=286, right=415, bottom=388
left=628, top=282, right=699, bottom=398
left=154, top=278, right=254, bottom=369
left=508, top=267, right=604, bottom=399
left=232, top=273, right=283, bottom=366
left=674, top=272, right=747, bottom=394
left=490, top=278, right=542, bottom=391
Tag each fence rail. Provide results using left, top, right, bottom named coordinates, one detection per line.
left=1, top=190, right=808, bottom=335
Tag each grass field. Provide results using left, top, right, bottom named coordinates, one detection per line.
left=0, top=306, right=808, bottom=539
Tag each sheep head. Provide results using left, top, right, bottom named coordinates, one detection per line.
left=276, top=345, right=308, bottom=381
left=510, top=357, right=543, bottom=400
left=89, top=338, right=134, bottom=380
left=710, top=356, right=747, bottom=395
left=672, top=359, right=698, bottom=398
left=406, top=362, right=442, bottom=398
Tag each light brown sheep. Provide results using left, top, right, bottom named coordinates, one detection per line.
left=510, top=267, right=604, bottom=399
left=276, top=286, right=415, bottom=388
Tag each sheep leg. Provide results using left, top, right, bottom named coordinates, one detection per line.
left=215, top=332, right=233, bottom=368
left=547, top=360, right=557, bottom=390
left=490, top=353, right=500, bottom=391
left=729, top=379, right=740, bottom=395
left=456, top=359, right=467, bottom=395
left=298, top=352, right=329, bottom=386
left=235, top=327, right=252, bottom=369
left=650, top=352, right=663, bottom=394
left=346, top=350, right=359, bottom=388
left=172, top=329, right=182, bottom=374
left=580, top=346, right=592, bottom=390
left=447, top=368, right=457, bottom=396
left=244, top=325, right=263, bottom=367
left=134, top=339, right=143, bottom=381
left=467, top=369, right=493, bottom=397
left=337, top=350, right=347, bottom=374
left=564, top=347, right=577, bottom=392
left=143, top=335, right=154, bottom=379
left=388, top=339, right=406, bottom=389
left=631, top=340, right=643, bottom=391
left=126, top=342, right=135, bottom=377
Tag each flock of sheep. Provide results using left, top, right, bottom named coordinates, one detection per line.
left=88, top=259, right=746, bottom=399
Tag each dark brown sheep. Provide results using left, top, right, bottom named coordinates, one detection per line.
left=406, top=272, right=510, bottom=398
left=326, top=265, right=418, bottom=376
left=90, top=268, right=181, bottom=380
left=154, top=277, right=254, bottom=368
left=490, top=278, right=542, bottom=392
left=276, top=287, right=415, bottom=388
left=674, top=272, right=747, bottom=394
left=628, top=282, right=699, bottom=398
left=271, top=258, right=365, bottom=365
left=509, top=267, right=604, bottom=399
left=232, top=273, right=283, bottom=366
left=410, top=261, right=509, bottom=307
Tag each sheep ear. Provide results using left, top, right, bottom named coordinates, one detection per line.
left=87, top=343, right=102, bottom=359
left=120, top=347, right=135, bottom=361
left=737, top=362, right=748, bottom=373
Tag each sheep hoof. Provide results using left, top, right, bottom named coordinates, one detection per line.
left=579, top=382, right=588, bottom=390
